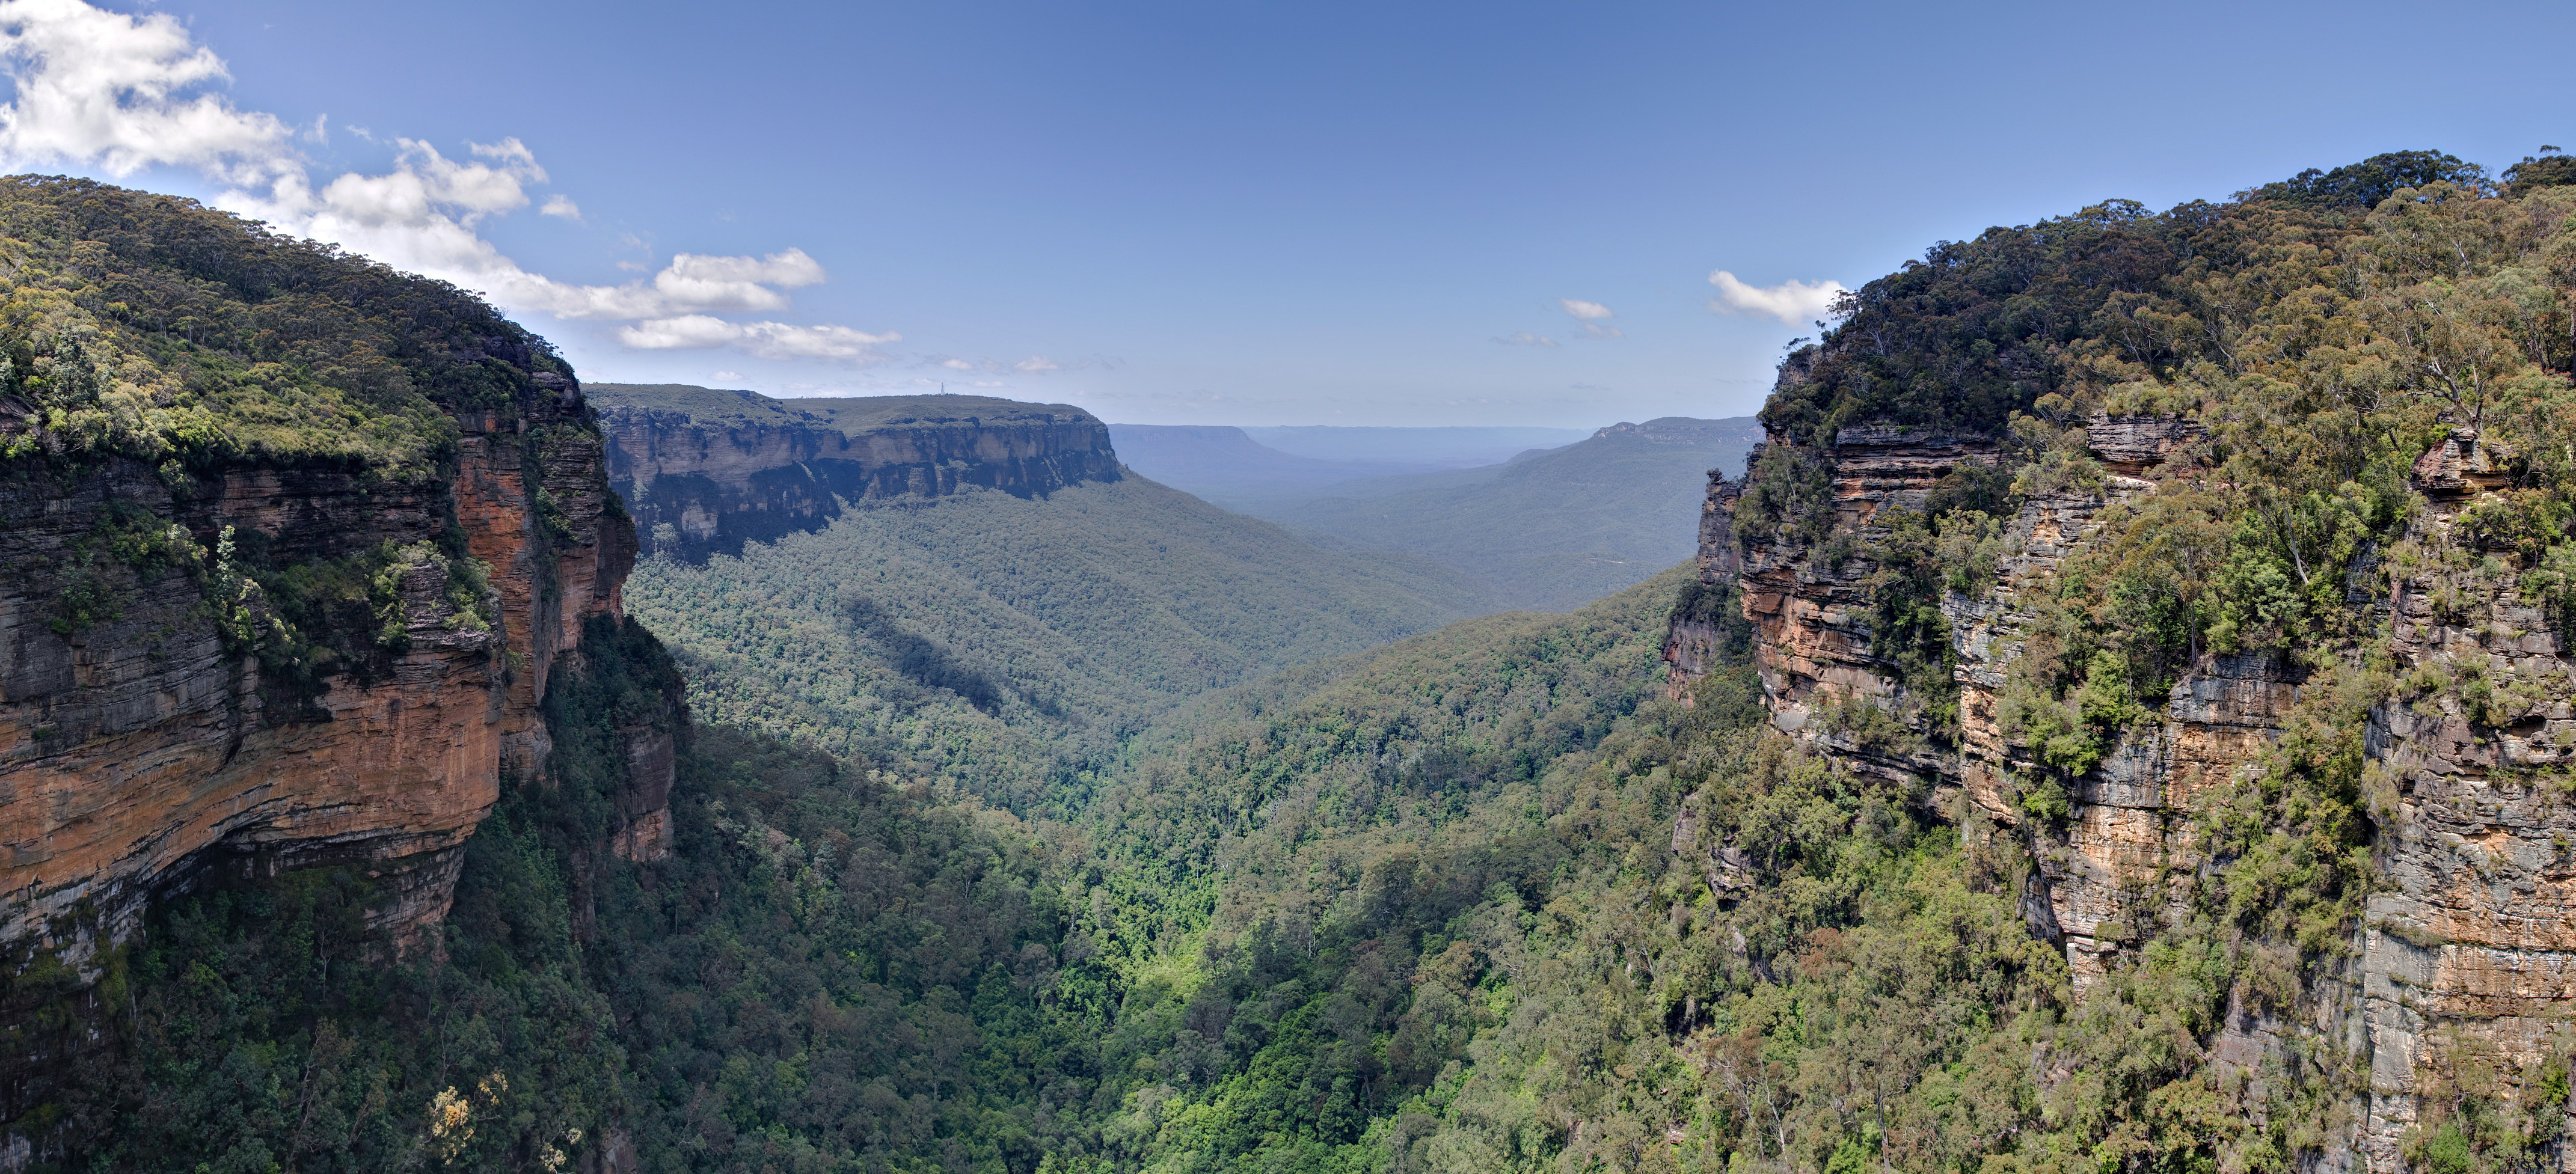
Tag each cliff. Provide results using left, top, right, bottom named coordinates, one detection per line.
left=1666, top=414, right=2576, bottom=1169
left=0, top=180, right=676, bottom=1125
left=1637, top=158, right=2576, bottom=1168
left=588, top=384, right=1120, bottom=561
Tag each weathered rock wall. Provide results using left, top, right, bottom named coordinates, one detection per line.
left=0, top=377, right=662, bottom=971
left=1659, top=468, right=1744, bottom=691
left=2351, top=433, right=2576, bottom=1165
left=599, top=403, right=1120, bottom=561
left=1664, top=415, right=2576, bottom=1170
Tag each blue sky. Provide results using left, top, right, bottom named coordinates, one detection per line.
left=10, top=0, right=2576, bottom=425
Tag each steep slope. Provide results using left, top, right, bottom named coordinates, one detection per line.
left=0, top=178, right=681, bottom=1133
left=625, top=475, right=1492, bottom=810
left=596, top=383, right=1494, bottom=809
left=1245, top=415, right=1761, bottom=611
left=1661, top=151, right=2576, bottom=1169
left=0, top=186, right=1092, bottom=1174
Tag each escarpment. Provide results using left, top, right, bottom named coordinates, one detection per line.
left=0, top=397, right=638, bottom=955
left=588, top=383, right=1121, bottom=561
left=0, top=179, right=680, bottom=1118
left=1667, top=414, right=2576, bottom=1169
left=1646, top=156, right=2576, bottom=1170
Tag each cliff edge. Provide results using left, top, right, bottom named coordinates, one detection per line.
left=0, top=179, right=676, bottom=1114
left=589, top=383, right=1120, bottom=561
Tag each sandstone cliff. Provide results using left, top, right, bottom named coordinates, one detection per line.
left=0, top=375, right=661, bottom=953
left=1665, top=417, right=2576, bottom=1169
left=588, top=384, right=1120, bottom=561
left=0, top=179, right=681, bottom=1127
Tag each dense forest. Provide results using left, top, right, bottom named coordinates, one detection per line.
left=623, top=474, right=1488, bottom=813
left=17, top=144, right=2576, bottom=1174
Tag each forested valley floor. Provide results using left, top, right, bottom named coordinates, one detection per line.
left=37, top=145, right=2576, bottom=1174
left=61, top=567, right=2103, bottom=1174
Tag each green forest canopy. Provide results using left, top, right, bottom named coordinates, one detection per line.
left=623, top=474, right=1492, bottom=815
left=31, top=147, right=2576, bottom=1174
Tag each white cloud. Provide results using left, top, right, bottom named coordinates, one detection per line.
left=1708, top=270, right=1848, bottom=327
left=228, top=156, right=832, bottom=323
left=614, top=315, right=741, bottom=350
left=1496, top=331, right=1559, bottom=347
left=616, top=316, right=900, bottom=363
left=738, top=322, right=899, bottom=361
left=0, top=0, right=901, bottom=364
left=1557, top=299, right=1621, bottom=337
left=711, top=370, right=742, bottom=382
left=0, top=0, right=293, bottom=183
left=1013, top=356, right=1060, bottom=373
left=939, top=358, right=974, bottom=370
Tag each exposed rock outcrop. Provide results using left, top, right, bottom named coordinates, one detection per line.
left=0, top=372, right=673, bottom=1123
left=589, top=385, right=1120, bottom=561
left=1660, top=474, right=1744, bottom=691
left=1666, top=414, right=2576, bottom=1170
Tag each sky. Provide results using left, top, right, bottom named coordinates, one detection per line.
left=4, top=0, right=2575, bottom=427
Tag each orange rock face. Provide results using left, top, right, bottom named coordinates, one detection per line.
left=0, top=382, right=650, bottom=967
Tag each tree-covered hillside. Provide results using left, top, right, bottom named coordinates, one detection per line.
left=624, top=475, right=1491, bottom=812
left=39, top=145, right=2576, bottom=1174
left=0, top=177, right=569, bottom=480
left=57, top=567, right=1731, bottom=1174
left=1242, top=418, right=1761, bottom=611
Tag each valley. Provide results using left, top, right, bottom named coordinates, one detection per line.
left=1112, top=415, right=1761, bottom=612
left=5, top=147, right=2576, bottom=1174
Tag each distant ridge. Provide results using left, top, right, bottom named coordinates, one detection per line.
left=587, top=383, right=1094, bottom=435
left=1243, top=415, right=1762, bottom=611
left=589, top=384, right=1119, bottom=560
left=1242, top=424, right=1589, bottom=466
left=1106, top=423, right=1446, bottom=509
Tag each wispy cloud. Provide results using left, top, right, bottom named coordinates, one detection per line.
left=0, top=0, right=898, bottom=364
left=1558, top=298, right=1622, bottom=338
left=1013, top=356, right=1061, bottom=373
left=1496, top=331, right=1559, bottom=347
left=1707, top=271, right=1847, bottom=327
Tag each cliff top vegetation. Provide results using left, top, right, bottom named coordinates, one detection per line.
left=588, top=382, right=1097, bottom=438
left=1756, top=148, right=2576, bottom=451
left=0, top=176, right=568, bottom=483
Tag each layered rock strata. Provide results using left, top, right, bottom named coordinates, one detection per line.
left=590, top=385, right=1120, bottom=561
left=0, top=378, right=660, bottom=967
left=2352, top=444, right=2576, bottom=1164
left=1664, top=414, right=2576, bottom=1169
